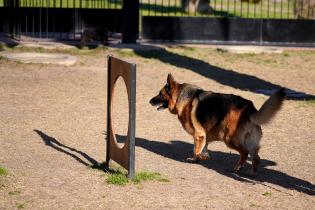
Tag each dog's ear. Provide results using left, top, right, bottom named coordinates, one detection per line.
left=167, top=73, right=176, bottom=88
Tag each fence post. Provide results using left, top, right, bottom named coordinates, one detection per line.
left=6, top=0, right=20, bottom=38
left=122, top=0, right=139, bottom=43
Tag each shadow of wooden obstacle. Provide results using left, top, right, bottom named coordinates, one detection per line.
left=105, top=56, right=136, bottom=179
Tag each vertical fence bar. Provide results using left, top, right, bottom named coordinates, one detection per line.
left=301, top=0, right=304, bottom=18
left=154, top=0, right=157, bottom=16
left=247, top=0, right=249, bottom=17
left=181, top=0, right=184, bottom=16
left=32, top=6, right=35, bottom=37
left=234, top=0, right=236, bottom=16
left=168, top=0, right=171, bottom=16
left=240, top=0, right=243, bottom=17
left=175, top=0, right=177, bottom=16
left=267, top=0, right=270, bottom=17
left=273, top=0, right=276, bottom=18
left=53, top=0, right=56, bottom=39
left=227, top=0, right=230, bottom=17
left=260, top=0, right=263, bottom=18
left=26, top=9, right=28, bottom=36
left=254, top=0, right=257, bottom=18
left=39, top=8, right=42, bottom=38
left=280, top=0, right=283, bottom=18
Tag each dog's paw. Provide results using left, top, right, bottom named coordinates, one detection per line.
left=200, top=152, right=211, bottom=160
left=185, top=157, right=199, bottom=163
left=248, top=170, right=257, bottom=177
left=233, top=165, right=244, bottom=173
left=196, top=155, right=207, bottom=161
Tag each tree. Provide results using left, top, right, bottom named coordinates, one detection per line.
left=294, top=0, right=315, bottom=19
left=181, top=0, right=212, bottom=14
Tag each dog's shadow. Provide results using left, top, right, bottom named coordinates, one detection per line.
left=34, top=129, right=314, bottom=196
left=118, top=135, right=314, bottom=195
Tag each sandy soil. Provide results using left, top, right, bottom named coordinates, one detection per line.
left=0, top=45, right=314, bottom=210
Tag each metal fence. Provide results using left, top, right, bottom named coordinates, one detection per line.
left=0, top=0, right=122, bottom=8
left=140, top=0, right=315, bottom=19
left=0, top=0, right=124, bottom=41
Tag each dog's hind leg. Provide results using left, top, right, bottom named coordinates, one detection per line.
left=244, top=125, right=262, bottom=176
left=251, top=148, right=260, bottom=176
left=234, top=148, right=248, bottom=172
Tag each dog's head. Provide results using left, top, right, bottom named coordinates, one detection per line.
left=149, top=74, right=178, bottom=112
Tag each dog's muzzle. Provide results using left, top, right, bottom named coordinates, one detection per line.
left=149, top=96, right=168, bottom=111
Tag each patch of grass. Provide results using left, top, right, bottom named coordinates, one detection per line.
left=240, top=52, right=257, bottom=57
left=0, top=56, right=5, bottom=61
left=1, top=44, right=107, bottom=56
left=216, top=48, right=228, bottom=53
left=117, top=49, right=136, bottom=58
left=0, top=43, right=4, bottom=51
left=261, top=58, right=273, bottom=64
left=282, top=52, right=290, bottom=57
left=179, top=46, right=198, bottom=57
left=180, top=46, right=197, bottom=53
left=17, top=203, right=25, bottom=209
left=106, top=172, right=129, bottom=186
left=297, top=99, right=315, bottom=108
left=262, top=191, right=272, bottom=197
left=250, top=203, right=260, bottom=208
left=0, top=166, right=8, bottom=176
left=133, top=171, right=169, bottom=184
left=105, top=166, right=169, bottom=186
left=9, top=190, right=20, bottom=196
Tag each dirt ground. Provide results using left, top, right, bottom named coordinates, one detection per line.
left=0, top=44, right=314, bottom=210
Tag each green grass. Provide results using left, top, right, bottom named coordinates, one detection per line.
left=0, top=43, right=4, bottom=51
left=17, top=203, right=25, bottom=209
left=117, top=49, right=137, bottom=58
left=106, top=172, right=129, bottom=185
left=0, top=43, right=108, bottom=57
left=105, top=168, right=169, bottom=186
left=249, top=203, right=260, bottom=208
left=297, top=99, right=315, bottom=108
left=133, top=171, right=170, bottom=184
left=0, top=166, right=8, bottom=176
left=262, top=191, right=272, bottom=197
left=9, top=190, right=21, bottom=196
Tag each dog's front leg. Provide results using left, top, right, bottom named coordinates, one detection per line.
left=186, top=132, right=209, bottom=163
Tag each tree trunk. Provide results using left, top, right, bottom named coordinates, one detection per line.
left=181, top=0, right=212, bottom=14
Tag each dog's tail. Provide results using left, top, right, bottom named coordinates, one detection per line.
left=250, top=89, right=285, bottom=125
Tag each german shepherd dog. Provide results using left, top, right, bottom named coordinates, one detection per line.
left=150, top=74, right=285, bottom=175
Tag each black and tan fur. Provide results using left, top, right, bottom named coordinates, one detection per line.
left=150, top=74, right=285, bottom=175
